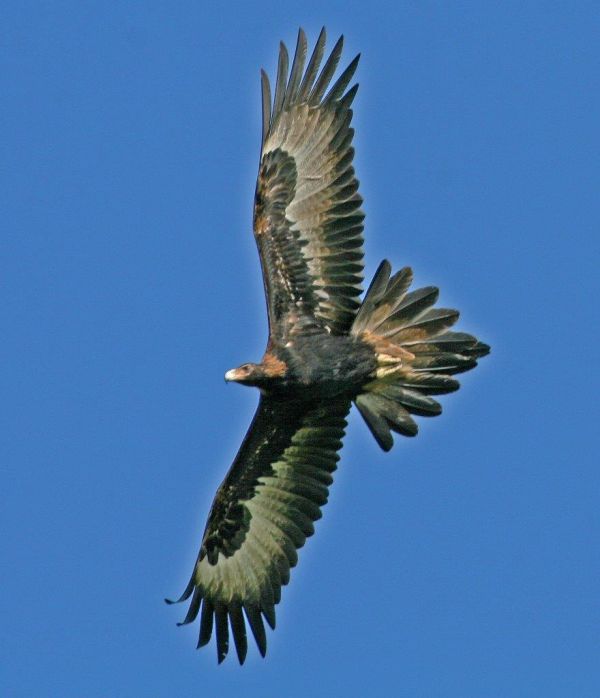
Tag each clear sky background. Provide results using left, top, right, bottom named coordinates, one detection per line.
left=3, top=2, right=599, bottom=696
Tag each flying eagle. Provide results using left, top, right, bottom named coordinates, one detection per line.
left=167, top=27, right=489, bottom=664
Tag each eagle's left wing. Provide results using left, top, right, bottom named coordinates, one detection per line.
left=253, top=28, right=365, bottom=341
left=167, top=395, right=350, bottom=663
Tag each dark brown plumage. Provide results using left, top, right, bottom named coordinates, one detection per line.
left=167, top=27, right=489, bottom=664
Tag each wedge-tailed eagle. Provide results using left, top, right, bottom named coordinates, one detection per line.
left=167, top=27, right=489, bottom=664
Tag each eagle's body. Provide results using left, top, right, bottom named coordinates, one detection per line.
left=168, top=28, right=489, bottom=664
left=228, top=333, right=378, bottom=397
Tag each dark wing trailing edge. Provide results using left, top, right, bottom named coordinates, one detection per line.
left=167, top=396, right=350, bottom=663
left=254, top=27, right=365, bottom=340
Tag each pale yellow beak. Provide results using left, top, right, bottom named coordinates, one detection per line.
left=224, top=368, right=239, bottom=382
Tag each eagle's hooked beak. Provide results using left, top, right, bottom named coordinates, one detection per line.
left=224, top=363, right=264, bottom=386
left=224, top=368, right=240, bottom=382
left=225, top=364, right=256, bottom=383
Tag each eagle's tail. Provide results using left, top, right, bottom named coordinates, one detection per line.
left=350, top=260, right=489, bottom=451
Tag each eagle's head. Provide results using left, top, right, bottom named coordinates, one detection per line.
left=224, top=363, right=264, bottom=386
left=225, top=353, right=288, bottom=388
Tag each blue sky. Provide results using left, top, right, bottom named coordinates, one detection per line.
left=3, top=2, right=599, bottom=696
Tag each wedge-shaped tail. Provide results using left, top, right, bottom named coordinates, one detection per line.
left=352, top=260, right=489, bottom=451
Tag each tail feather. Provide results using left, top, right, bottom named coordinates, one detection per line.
left=389, top=307, right=460, bottom=343
left=392, top=371, right=459, bottom=395
left=403, top=330, right=484, bottom=353
left=351, top=260, right=392, bottom=334
left=356, top=393, right=417, bottom=451
left=374, top=384, right=442, bottom=416
left=378, top=286, right=439, bottom=335
left=352, top=260, right=489, bottom=451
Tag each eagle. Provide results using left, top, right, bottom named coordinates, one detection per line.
left=167, top=27, right=489, bottom=664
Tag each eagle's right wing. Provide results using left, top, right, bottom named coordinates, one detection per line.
left=168, top=395, right=350, bottom=663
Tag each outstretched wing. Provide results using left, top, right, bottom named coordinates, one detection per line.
left=168, top=396, right=350, bottom=663
left=254, top=28, right=365, bottom=340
